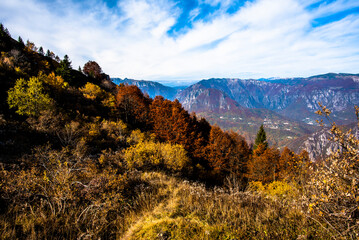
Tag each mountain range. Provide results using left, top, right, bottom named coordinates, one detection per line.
left=113, top=73, right=359, bottom=160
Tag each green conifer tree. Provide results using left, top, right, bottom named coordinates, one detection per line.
left=18, top=36, right=25, bottom=48
left=56, top=55, right=72, bottom=82
left=254, top=124, right=268, bottom=150
left=38, top=46, right=44, bottom=55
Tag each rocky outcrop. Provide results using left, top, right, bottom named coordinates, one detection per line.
left=288, top=124, right=359, bottom=161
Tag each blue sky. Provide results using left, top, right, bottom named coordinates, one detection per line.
left=1, top=0, right=359, bottom=82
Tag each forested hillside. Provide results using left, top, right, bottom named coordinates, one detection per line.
left=1, top=24, right=358, bottom=239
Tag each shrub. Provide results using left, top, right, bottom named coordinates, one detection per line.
left=305, top=104, right=359, bottom=238
left=0, top=146, right=129, bottom=239
left=124, top=141, right=190, bottom=172
left=265, top=181, right=298, bottom=199
left=248, top=181, right=298, bottom=199
left=124, top=141, right=163, bottom=169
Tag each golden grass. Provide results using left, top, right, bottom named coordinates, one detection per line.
left=121, top=172, right=331, bottom=240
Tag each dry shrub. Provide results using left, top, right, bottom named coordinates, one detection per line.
left=124, top=140, right=191, bottom=172
left=0, top=145, right=130, bottom=239
left=248, top=180, right=299, bottom=200
left=305, top=104, right=359, bottom=238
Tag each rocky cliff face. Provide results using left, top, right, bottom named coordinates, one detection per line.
left=287, top=124, right=359, bottom=161
left=177, top=84, right=251, bottom=114
left=176, top=73, right=359, bottom=124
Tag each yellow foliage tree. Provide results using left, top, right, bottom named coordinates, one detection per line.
left=7, top=76, right=53, bottom=117
left=80, top=82, right=116, bottom=109
left=41, top=72, right=68, bottom=90
left=79, top=82, right=105, bottom=100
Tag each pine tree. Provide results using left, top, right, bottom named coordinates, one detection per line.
left=38, top=46, right=44, bottom=55
left=254, top=124, right=268, bottom=149
left=18, top=36, right=25, bottom=47
left=56, top=55, right=72, bottom=82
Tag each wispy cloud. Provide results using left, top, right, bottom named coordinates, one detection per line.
left=0, top=0, right=358, bottom=82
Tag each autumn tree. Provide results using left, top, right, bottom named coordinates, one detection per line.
left=116, top=84, right=151, bottom=128
left=40, top=72, right=68, bottom=89
left=276, top=147, right=311, bottom=184
left=80, top=82, right=105, bottom=100
left=25, top=40, right=37, bottom=52
left=187, top=115, right=212, bottom=161
left=150, top=97, right=193, bottom=148
left=247, top=144, right=280, bottom=183
left=83, top=61, right=102, bottom=79
left=78, top=82, right=116, bottom=110
left=277, top=147, right=296, bottom=180
left=204, top=126, right=250, bottom=182
left=254, top=124, right=268, bottom=149
left=7, top=76, right=53, bottom=117
left=149, top=96, right=214, bottom=173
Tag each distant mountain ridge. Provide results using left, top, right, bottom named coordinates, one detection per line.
left=177, top=73, right=359, bottom=124
left=111, top=73, right=359, bottom=155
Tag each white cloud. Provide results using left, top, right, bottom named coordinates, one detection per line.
left=0, top=0, right=358, bottom=82
left=311, top=0, right=359, bottom=18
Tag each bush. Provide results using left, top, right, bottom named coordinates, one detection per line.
left=248, top=181, right=299, bottom=199
left=124, top=141, right=190, bottom=172
left=305, top=104, right=359, bottom=238
left=0, top=146, right=128, bottom=239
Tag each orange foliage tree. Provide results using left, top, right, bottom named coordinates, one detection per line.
left=247, top=144, right=281, bottom=183
left=115, top=84, right=151, bottom=129
left=204, top=126, right=250, bottom=180
left=277, top=147, right=311, bottom=184
left=149, top=97, right=211, bottom=163
left=150, top=97, right=192, bottom=147
left=83, top=61, right=102, bottom=79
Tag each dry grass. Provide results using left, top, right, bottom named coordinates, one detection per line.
left=0, top=150, right=333, bottom=239
left=121, top=172, right=331, bottom=240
